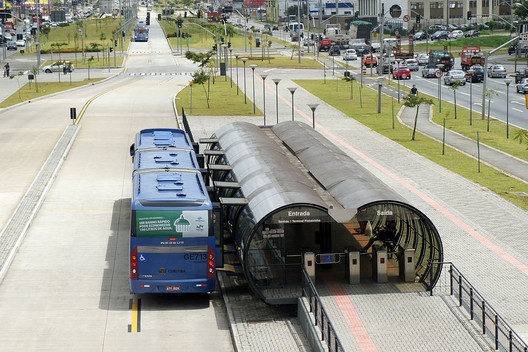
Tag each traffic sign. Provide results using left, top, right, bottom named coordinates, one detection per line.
left=362, top=66, right=366, bottom=74
left=435, top=70, right=442, bottom=78
left=403, top=15, right=410, bottom=22
left=248, top=35, right=253, bottom=41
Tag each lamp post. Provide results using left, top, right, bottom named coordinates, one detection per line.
left=395, top=58, right=402, bottom=102
left=222, top=44, right=228, bottom=81
left=377, top=77, right=383, bottom=113
left=261, top=74, right=268, bottom=125
left=272, top=78, right=281, bottom=124
left=308, top=104, right=319, bottom=129
left=229, top=48, right=233, bottom=88
left=288, top=87, right=297, bottom=120
left=249, top=64, right=257, bottom=114
left=235, top=55, right=240, bottom=95
left=437, top=64, right=444, bottom=113
left=505, top=79, right=512, bottom=139
left=241, top=57, right=248, bottom=104
left=468, top=67, right=474, bottom=125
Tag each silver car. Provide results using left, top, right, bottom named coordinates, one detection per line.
left=487, top=65, right=507, bottom=78
left=421, top=66, right=438, bottom=78
left=404, top=59, right=419, bottom=71
left=417, top=54, right=429, bottom=66
left=516, top=78, right=528, bottom=94
left=443, top=70, right=466, bottom=85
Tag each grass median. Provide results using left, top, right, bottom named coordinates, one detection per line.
left=0, top=78, right=104, bottom=108
left=296, top=78, right=528, bottom=210
left=176, top=77, right=262, bottom=116
left=42, top=56, right=124, bottom=69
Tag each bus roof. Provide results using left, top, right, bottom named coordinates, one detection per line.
left=132, top=171, right=211, bottom=210
left=133, top=150, right=200, bottom=173
left=134, top=128, right=194, bottom=152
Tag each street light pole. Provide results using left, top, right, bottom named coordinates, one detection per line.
left=249, top=64, right=258, bottom=114
left=437, top=64, right=444, bottom=113
left=288, top=88, right=297, bottom=120
left=229, top=48, right=233, bottom=88
left=272, top=78, right=281, bottom=124
left=261, top=74, right=268, bottom=125
left=395, top=58, right=402, bottom=102
left=505, top=79, right=512, bottom=138
left=241, top=57, right=248, bottom=103
left=308, top=104, right=319, bottom=129
left=235, top=55, right=239, bottom=95
left=468, top=68, right=474, bottom=125
left=377, top=77, right=383, bottom=113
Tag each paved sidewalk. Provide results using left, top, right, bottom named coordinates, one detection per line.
left=399, top=103, right=528, bottom=184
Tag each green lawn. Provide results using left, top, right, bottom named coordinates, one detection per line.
left=42, top=56, right=124, bottom=69
left=0, top=78, right=104, bottom=108
left=176, top=77, right=262, bottom=116
left=23, top=18, right=133, bottom=54
left=414, top=35, right=511, bottom=52
left=296, top=79, right=528, bottom=210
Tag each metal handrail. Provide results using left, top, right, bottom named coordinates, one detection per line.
left=300, top=268, right=345, bottom=352
left=430, top=261, right=528, bottom=352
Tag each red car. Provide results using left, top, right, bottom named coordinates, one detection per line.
left=393, top=66, right=411, bottom=80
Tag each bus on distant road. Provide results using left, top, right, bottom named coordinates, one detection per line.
left=129, top=129, right=216, bottom=294
left=134, top=23, right=149, bottom=42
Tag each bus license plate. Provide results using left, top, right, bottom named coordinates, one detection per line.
left=166, top=286, right=180, bottom=291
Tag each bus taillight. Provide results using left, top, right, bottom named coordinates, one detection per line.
left=130, top=247, right=139, bottom=280
left=207, top=247, right=215, bottom=279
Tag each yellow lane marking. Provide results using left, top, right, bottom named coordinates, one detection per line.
left=129, top=299, right=141, bottom=333
left=75, top=79, right=140, bottom=125
left=217, top=264, right=236, bottom=272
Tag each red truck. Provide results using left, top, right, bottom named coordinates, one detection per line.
left=318, top=38, right=332, bottom=52
left=460, top=47, right=485, bottom=71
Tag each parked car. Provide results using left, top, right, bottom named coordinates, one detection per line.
left=328, top=45, right=341, bottom=56
left=362, top=54, right=378, bottom=67
left=42, top=61, right=74, bottom=73
left=444, top=70, right=466, bottom=85
left=487, top=65, right=507, bottom=78
left=466, top=66, right=484, bottom=82
left=451, top=30, right=463, bottom=39
left=6, top=41, right=17, bottom=50
left=414, top=31, right=428, bottom=40
left=343, top=49, right=358, bottom=61
left=465, top=30, right=480, bottom=37
left=516, top=77, right=528, bottom=94
left=417, top=54, right=429, bottom=66
left=515, top=67, right=528, bottom=83
left=404, top=59, right=419, bottom=71
left=393, top=66, right=411, bottom=80
left=431, top=31, right=449, bottom=40
left=422, top=66, right=438, bottom=78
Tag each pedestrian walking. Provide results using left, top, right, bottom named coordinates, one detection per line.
left=3, top=62, right=10, bottom=77
left=63, top=61, right=68, bottom=75
left=410, top=84, right=418, bottom=96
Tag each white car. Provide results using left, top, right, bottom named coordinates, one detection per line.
left=343, top=49, right=358, bottom=61
left=16, top=39, right=26, bottom=47
left=451, top=30, right=463, bottom=39
left=404, top=59, right=419, bottom=71
left=417, top=54, right=429, bottom=66
left=444, top=70, right=466, bottom=85
left=42, top=61, right=74, bottom=73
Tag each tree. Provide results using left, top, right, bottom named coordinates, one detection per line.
left=514, top=3, right=528, bottom=20
left=185, top=51, right=216, bottom=108
left=403, top=94, right=434, bottom=141
left=9, top=72, right=25, bottom=99
left=513, top=130, right=528, bottom=149
left=50, top=42, right=68, bottom=62
left=342, top=75, right=356, bottom=100
left=483, top=88, right=499, bottom=130
left=449, top=80, right=462, bottom=119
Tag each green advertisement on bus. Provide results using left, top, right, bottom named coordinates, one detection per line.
left=135, top=210, right=209, bottom=237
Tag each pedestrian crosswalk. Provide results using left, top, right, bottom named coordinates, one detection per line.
left=129, top=72, right=193, bottom=76
left=130, top=50, right=165, bottom=54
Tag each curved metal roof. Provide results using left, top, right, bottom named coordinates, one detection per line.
left=272, top=121, right=407, bottom=210
left=213, top=122, right=328, bottom=223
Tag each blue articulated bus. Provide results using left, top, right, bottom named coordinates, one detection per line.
left=130, top=129, right=215, bottom=294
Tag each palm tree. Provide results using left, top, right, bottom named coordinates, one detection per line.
left=403, top=94, right=434, bottom=141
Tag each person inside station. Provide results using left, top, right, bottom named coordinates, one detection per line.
left=362, top=220, right=399, bottom=253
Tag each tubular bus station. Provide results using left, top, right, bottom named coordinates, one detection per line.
left=200, top=121, right=444, bottom=305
